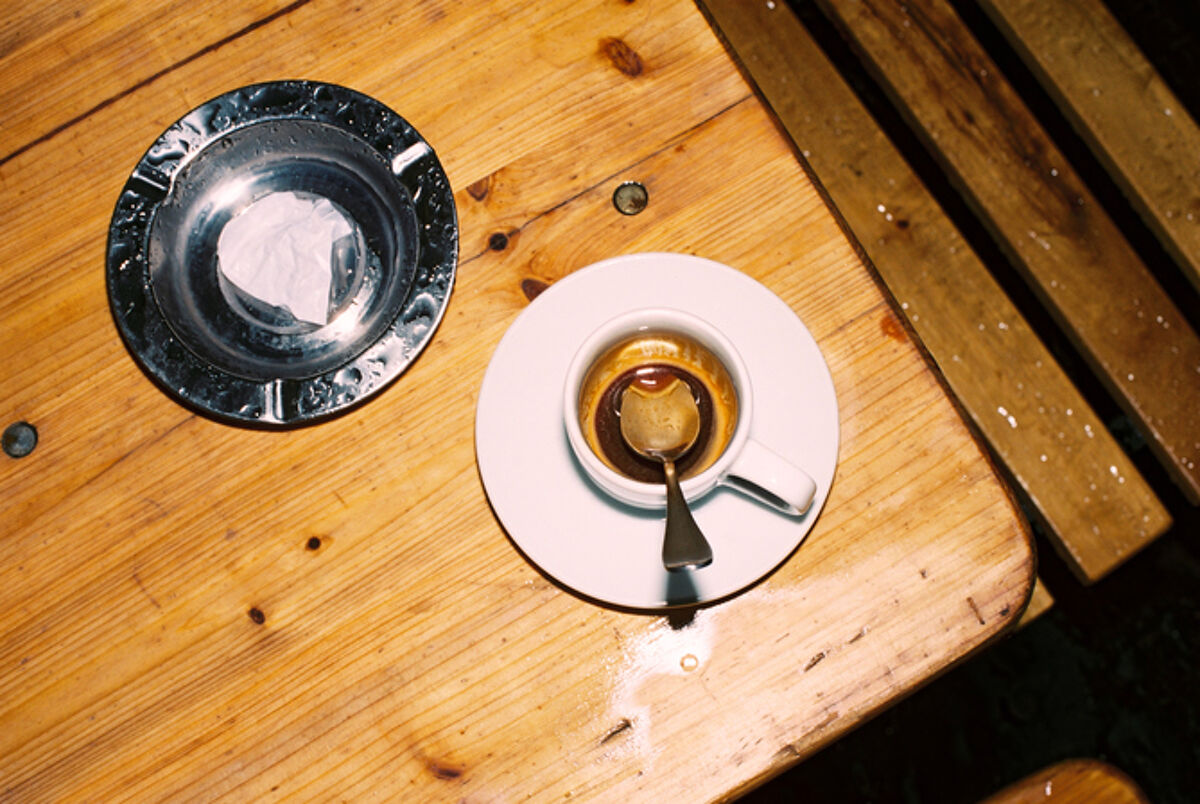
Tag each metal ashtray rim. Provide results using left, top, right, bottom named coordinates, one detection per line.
left=106, top=80, right=458, bottom=426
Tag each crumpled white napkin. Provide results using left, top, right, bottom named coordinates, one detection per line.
left=217, top=191, right=353, bottom=326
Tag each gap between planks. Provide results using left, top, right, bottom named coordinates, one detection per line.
left=696, top=0, right=1171, bottom=582
left=813, top=0, right=1200, bottom=505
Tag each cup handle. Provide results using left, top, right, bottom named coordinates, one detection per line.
left=721, top=439, right=817, bottom=516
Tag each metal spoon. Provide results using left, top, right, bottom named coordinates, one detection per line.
left=619, top=378, right=714, bottom=571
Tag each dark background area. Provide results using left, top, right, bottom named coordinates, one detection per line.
left=741, top=1, right=1200, bottom=801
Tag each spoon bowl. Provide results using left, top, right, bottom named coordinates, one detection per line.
left=618, top=378, right=701, bottom=460
left=620, top=378, right=714, bottom=571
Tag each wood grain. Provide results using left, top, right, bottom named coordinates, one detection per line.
left=0, top=0, right=302, bottom=163
left=983, top=759, right=1149, bottom=804
left=0, top=0, right=1032, bottom=800
left=816, top=0, right=1200, bottom=504
left=698, top=0, right=1169, bottom=581
left=978, top=0, right=1200, bottom=295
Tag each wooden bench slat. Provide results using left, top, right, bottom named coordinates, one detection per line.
left=982, top=759, right=1149, bottom=804
left=698, top=0, right=1171, bottom=581
left=978, top=0, right=1200, bottom=295
left=815, top=0, right=1200, bottom=505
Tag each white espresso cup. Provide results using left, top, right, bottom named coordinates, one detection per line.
left=562, top=308, right=816, bottom=515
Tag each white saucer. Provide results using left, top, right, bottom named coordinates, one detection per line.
left=475, top=253, right=838, bottom=609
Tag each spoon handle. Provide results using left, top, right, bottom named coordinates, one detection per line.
left=661, top=460, right=714, bottom=571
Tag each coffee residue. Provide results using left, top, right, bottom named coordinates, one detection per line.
left=594, top=363, right=714, bottom=483
left=576, top=329, right=739, bottom=484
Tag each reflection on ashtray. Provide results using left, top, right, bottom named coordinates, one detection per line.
left=106, top=81, right=459, bottom=426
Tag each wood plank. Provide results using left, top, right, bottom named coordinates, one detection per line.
left=978, top=0, right=1200, bottom=295
left=0, top=0, right=301, bottom=163
left=698, top=0, right=1169, bottom=581
left=815, top=0, right=1200, bottom=504
left=1016, top=576, right=1053, bottom=628
left=0, top=0, right=750, bottom=534
left=0, top=0, right=1032, bottom=800
left=983, top=759, right=1149, bottom=804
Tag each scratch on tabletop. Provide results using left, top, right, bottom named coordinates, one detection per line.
left=132, top=571, right=161, bottom=609
left=426, top=760, right=463, bottom=781
left=600, top=717, right=634, bottom=745
left=76, top=415, right=194, bottom=496
left=967, top=596, right=987, bottom=625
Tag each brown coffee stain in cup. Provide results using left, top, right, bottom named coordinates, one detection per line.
left=595, top=364, right=713, bottom=482
left=578, top=330, right=737, bottom=482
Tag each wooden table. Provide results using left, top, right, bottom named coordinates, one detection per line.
left=0, top=2, right=1032, bottom=800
